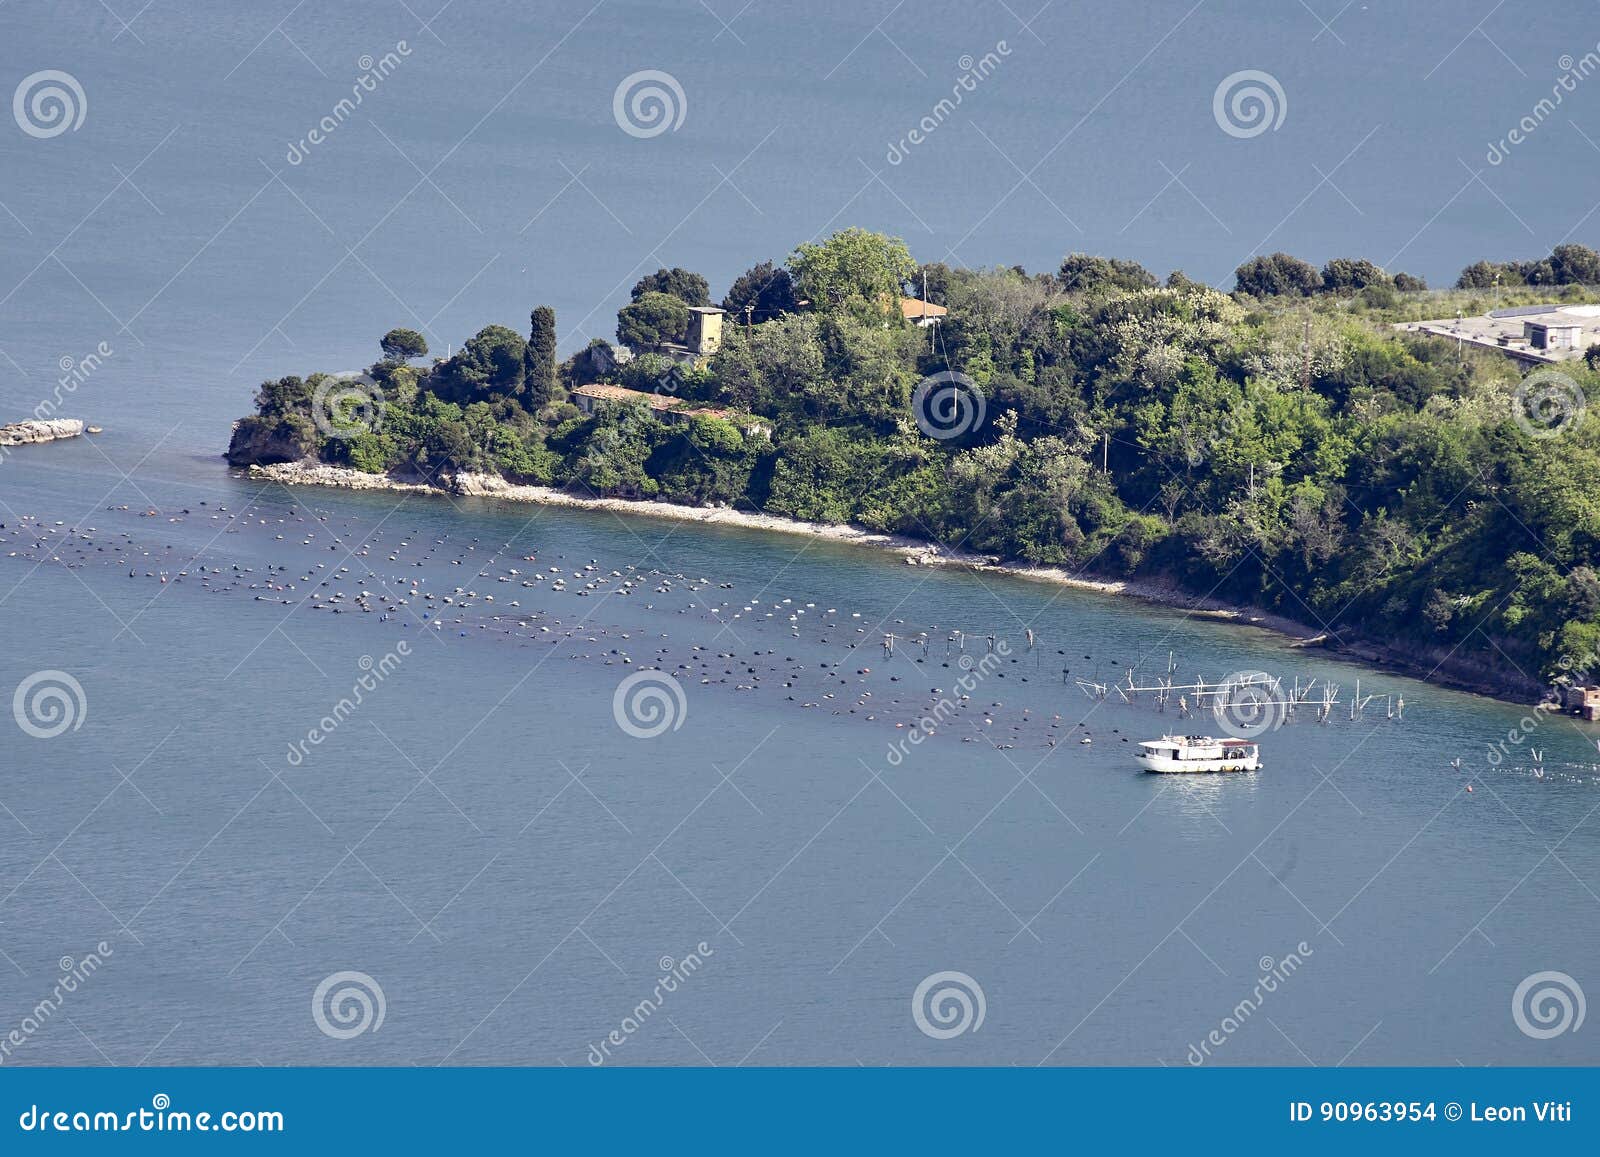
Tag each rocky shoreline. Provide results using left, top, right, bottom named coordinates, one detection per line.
left=0, top=418, right=86, bottom=446
left=242, top=460, right=1547, bottom=705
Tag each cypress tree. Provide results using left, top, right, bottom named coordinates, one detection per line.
left=525, top=305, right=557, bottom=408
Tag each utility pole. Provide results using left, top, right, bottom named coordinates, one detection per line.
left=923, top=270, right=934, bottom=353
left=1102, top=431, right=1109, bottom=474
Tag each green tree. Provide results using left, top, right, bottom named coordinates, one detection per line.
left=630, top=267, right=710, bottom=305
left=1057, top=253, right=1158, bottom=294
left=1234, top=253, right=1322, bottom=297
left=1319, top=258, right=1391, bottom=295
left=911, top=261, right=958, bottom=304
left=252, top=374, right=313, bottom=420
left=429, top=324, right=527, bottom=405
left=815, top=312, right=917, bottom=423
left=648, top=414, right=761, bottom=505
left=788, top=227, right=917, bottom=314
left=617, top=292, right=691, bottom=350
left=380, top=328, right=429, bottom=364
left=709, top=313, right=827, bottom=414
left=524, top=306, right=557, bottom=408
left=1549, top=243, right=1600, bottom=285
left=568, top=402, right=661, bottom=496
left=765, top=426, right=873, bottom=523
left=1455, top=259, right=1523, bottom=289
left=722, top=261, right=798, bottom=320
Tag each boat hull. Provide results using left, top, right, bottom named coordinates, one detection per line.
left=1137, top=752, right=1260, bottom=774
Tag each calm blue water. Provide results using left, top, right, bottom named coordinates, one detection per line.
left=3, top=441, right=1598, bottom=1066
left=2, top=1, right=1599, bottom=1066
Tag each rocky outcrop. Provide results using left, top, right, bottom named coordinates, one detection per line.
left=246, top=461, right=436, bottom=493
left=0, top=418, right=85, bottom=446
left=226, top=416, right=314, bottom=466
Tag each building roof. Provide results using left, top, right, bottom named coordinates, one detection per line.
left=572, top=383, right=682, bottom=411
left=899, top=296, right=948, bottom=320
left=687, top=305, right=726, bottom=315
left=1490, top=305, right=1560, bottom=319
left=1526, top=320, right=1583, bottom=331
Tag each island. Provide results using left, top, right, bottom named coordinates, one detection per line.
left=227, top=228, right=1600, bottom=702
left=1, top=418, right=87, bottom=446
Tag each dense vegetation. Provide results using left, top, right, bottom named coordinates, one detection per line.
left=229, top=230, right=1600, bottom=690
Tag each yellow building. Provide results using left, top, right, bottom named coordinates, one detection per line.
left=685, top=306, right=724, bottom=355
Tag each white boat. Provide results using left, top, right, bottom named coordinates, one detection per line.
left=1135, top=734, right=1260, bottom=774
